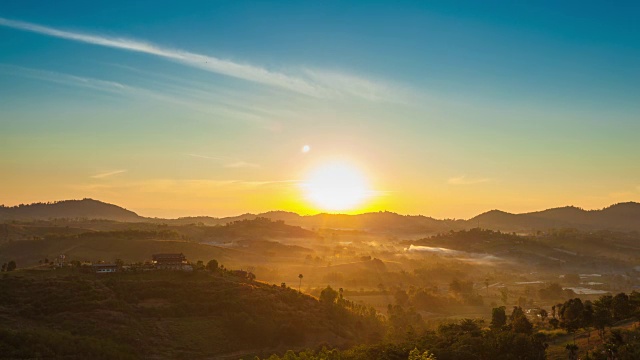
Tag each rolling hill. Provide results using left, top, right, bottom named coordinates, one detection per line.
left=0, top=270, right=383, bottom=359
left=470, top=202, right=640, bottom=232
left=2, top=198, right=639, bottom=233
left=0, top=199, right=142, bottom=222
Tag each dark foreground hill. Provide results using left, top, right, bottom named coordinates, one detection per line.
left=0, top=270, right=382, bottom=359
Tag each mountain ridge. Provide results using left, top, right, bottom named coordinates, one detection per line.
left=2, top=198, right=639, bottom=232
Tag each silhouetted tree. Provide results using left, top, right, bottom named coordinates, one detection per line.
left=491, top=306, right=507, bottom=330
left=565, top=343, right=579, bottom=360
left=298, top=274, right=303, bottom=293
left=559, top=298, right=584, bottom=342
left=408, top=347, right=437, bottom=360
left=510, top=306, right=533, bottom=334
left=6, top=261, right=16, bottom=272
left=206, top=259, right=219, bottom=271
left=539, top=309, right=548, bottom=323
left=320, top=286, right=338, bottom=305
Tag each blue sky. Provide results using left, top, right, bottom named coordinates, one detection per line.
left=1, top=1, right=639, bottom=217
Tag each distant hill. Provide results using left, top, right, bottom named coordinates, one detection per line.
left=0, top=199, right=142, bottom=222
left=470, top=202, right=640, bottom=232
left=2, top=198, right=639, bottom=233
left=171, top=211, right=464, bottom=235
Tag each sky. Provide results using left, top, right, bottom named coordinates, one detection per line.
left=1, top=1, right=639, bottom=219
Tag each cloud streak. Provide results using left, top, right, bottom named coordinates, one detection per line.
left=0, top=64, right=127, bottom=93
left=187, top=153, right=260, bottom=169
left=0, top=17, right=322, bottom=97
left=0, top=17, right=405, bottom=101
left=91, top=170, right=126, bottom=179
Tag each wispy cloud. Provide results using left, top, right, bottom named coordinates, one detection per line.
left=304, top=69, right=409, bottom=102
left=0, top=64, right=127, bottom=93
left=0, top=17, right=404, bottom=101
left=73, top=178, right=297, bottom=194
left=225, top=161, right=261, bottom=169
left=1, top=64, right=268, bottom=123
left=187, top=153, right=260, bottom=169
left=448, top=175, right=491, bottom=185
left=91, top=170, right=126, bottom=179
left=186, top=153, right=227, bottom=161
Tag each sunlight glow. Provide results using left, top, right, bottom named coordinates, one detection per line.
left=302, top=162, right=371, bottom=212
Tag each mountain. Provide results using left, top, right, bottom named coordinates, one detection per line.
left=470, top=202, right=640, bottom=232
left=2, top=199, right=639, bottom=233
left=0, top=199, right=142, bottom=222
left=171, top=211, right=464, bottom=235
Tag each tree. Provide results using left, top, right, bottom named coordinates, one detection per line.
left=510, top=306, right=533, bottom=335
left=298, top=274, right=303, bottom=293
left=206, top=259, right=219, bottom=271
left=612, top=292, right=632, bottom=320
left=491, top=306, right=507, bottom=330
left=408, top=347, right=437, bottom=360
left=565, top=343, right=579, bottom=360
left=6, top=260, right=16, bottom=272
left=593, top=297, right=613, bottom=340
left=539, top=309, right=548, bottom=323
left=559, top=298, right=585, bottom=341
left=320, top=286, right=338, bottom=305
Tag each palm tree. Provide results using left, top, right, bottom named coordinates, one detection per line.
left=298, top=273, right=303, bottom=293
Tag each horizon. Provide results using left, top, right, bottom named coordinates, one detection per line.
left=1, top=197, right=638, bottom=221
left=2, top=2, right=639, bottom=219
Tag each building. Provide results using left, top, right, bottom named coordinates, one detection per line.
left=92, top=264, right=118, bottom=274
left=152, top=253, right=187, bottom=270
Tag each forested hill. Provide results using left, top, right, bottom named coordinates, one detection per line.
left=0, top=270, right=383, bottom=359
left=3, top=199, right=640, bottom=233
left=470, top=202, right=640, bottom=232
left=0, top=199, right=142, bottom=222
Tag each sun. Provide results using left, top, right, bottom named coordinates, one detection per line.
left=302, top=162, right=371, bottom=212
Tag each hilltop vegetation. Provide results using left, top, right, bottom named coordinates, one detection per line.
left=0, top=199, right=142, bottom=222
left=0, top=269, right=382, bottom=359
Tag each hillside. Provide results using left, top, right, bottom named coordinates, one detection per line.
left=3, top=199, right=640, bottom=233
left=469, top=202, right=640, bottom=232
left=0, top=227, right=318, bottom=268
left=0, top=199, right=142, bottom=222
left=0, top=270, right=383, bottom=359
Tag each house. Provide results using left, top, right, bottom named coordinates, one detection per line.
left=92, top=264, right=118, bottom=274
left=152, top=253, right=187, bottom=270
